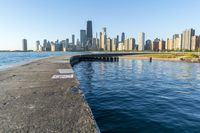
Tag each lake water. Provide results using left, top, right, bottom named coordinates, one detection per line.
left=73, top=59, right=200, bottom=133
left=0, top=52, right=80, bottom=70
left=1, top=52, right=200, bottom=133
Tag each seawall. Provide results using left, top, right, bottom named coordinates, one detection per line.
left=0, top=52, right=168, bottom=132
left=0, top=55, right=98, bottom=132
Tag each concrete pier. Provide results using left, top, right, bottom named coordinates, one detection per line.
left=0, top=55, right=98, bottom=132
left=0, top=52, right=144, bottom=132
left=70, top=54, right=120, bottom=65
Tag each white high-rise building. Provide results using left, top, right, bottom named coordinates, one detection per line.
left=138, top=32, right=145, bottom=51
left=182, top=28, right=195, bottom=50
left=112, top=38, right=117, bottom=51
left=100, top=27, right=107, bottom=50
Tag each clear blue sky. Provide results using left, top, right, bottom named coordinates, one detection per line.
left=0, top=0, right=199, bottom=50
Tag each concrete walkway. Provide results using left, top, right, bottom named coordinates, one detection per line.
left=0, top=55, right=97, bottom=132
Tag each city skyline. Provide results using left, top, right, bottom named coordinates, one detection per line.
left=34, top=20, right=200, bottom=52
left=0, top=0, right=200, bottom=50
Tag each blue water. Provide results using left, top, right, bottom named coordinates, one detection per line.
left=0, top=52, right=81, bottom=70
left=73, top=59, right=200, bottom=133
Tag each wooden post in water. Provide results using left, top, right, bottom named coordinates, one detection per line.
left=110, top=57, right=113, bottom=62
left=150, top=57, right=152, bottom=62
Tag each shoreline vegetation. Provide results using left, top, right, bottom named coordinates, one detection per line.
left=120, top=53, right=200, bottom=63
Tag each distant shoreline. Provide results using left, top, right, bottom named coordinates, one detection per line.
left=120, top=53, right=200, bottom=63
left=120, top=56, right=181, bottom=62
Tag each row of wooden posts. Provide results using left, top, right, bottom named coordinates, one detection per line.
left=70, top=55, right=153, bottom=66
left=80, top=56, right=119, bottom=62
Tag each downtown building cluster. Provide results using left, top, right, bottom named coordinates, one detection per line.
left=153, top=28, right=200, bottom=51
left=33, top=21, right=200, bottom=52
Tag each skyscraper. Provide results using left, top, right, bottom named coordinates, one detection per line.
left=191, top=36, right=198, bottom=51
left=100, top=27, right=107, bottom=50
left=124, top=38, right=135, bottom=51
left=43, top=39, right=48, bottom=51
left=22, top=39, right=27, bottom=51
left=182, top=28, right=195, bottom=50
left=51, top=42, right=56, bottom=52
left=159, top=39, right=166, bottom=51
left=86, top=20, right=93, bottom=48
left=166, top=38, right=173, bottom=50
left=129, top=38, right=135, bottom=51
left=145, top=40, right=152, bottom=50
left=116, top=35, right=119, bottom=49
left=72, top=34, right=75, bottom=45
left=80, top=30, right=87, bottom=49
left=138, top=32, right=145, bottom=51
left=95, top=32, right=100, bottom=50
left=112, top=38, right=117, bottom=51
left=121, top=32, right=125, bottom=43
left=36, top=40, right=41, bottom=51
left=152, top=38, right=160, bottom=51
left=106, top=38, right=112, bottom=51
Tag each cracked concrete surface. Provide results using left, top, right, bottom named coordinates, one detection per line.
left=0, top=56, right=97, bottom=133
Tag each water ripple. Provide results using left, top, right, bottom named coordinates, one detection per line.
left=74, top=59, right=200, bottom=133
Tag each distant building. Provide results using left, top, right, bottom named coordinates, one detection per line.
left=121, top=32, right=125, bottom=43
left=100, top=27, right=107, bottom=50
left=80, top=30, right=87, bottom=49
left=116, top=35, right=119, bottom=49
left=72, top=34, right=75, bottom=45
left=36, top=40, right=42, bottom=51
left=90, top=38, right=98, bottom=51
left=173, top=34, right=182, bottom=50
left=124, top=39, right=129, bottom=51
left=46, top=41, right=51, bottom=51
left=159, top=39, right=166, bottom=51
left=152, top=38, right=160, bottom=51
left=60, top=40, right=66, bottom=52
left=42, top=39, right=48, bottom=51
left=112, top=38, right=117, bottom=51
left=124, top=38, right=135, bottom=51
left=166, top=38, right=173, bottom=50
left=198, top=36, right=200, bottom=49
left=51, top=42, right=56, bottom=52
left=129, top=38, right=136, bottom=50
left=145, top=40, right=152, bottom=50
left=138, top=32, right=145, bottom=51
left=182, top=28, right=195, bottom=50
left=118, top=43, right=124, bottom=51
left=86, top=20, right=93, bottom=48
left=191, top=36, right=198, bottom=51
left=106, top=38, right=112, bottom=51
left=95, top=33, right=100, bottom=50
left=22, top=39, right=27, bottom=51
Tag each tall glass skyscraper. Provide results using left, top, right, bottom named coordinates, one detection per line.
left=22, top=39, right=27, bottom=51
left=87, top=20, right=93, bottom=40
left=80, top=30, right=87, bottom=48
left=121, top=32, right=125, bottom=43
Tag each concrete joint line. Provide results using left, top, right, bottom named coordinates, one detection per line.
left=52, top=74, right=74, bottom=79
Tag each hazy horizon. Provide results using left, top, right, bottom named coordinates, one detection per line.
left=0, top=0, right=200, bottom=50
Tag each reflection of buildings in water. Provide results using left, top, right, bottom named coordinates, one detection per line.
left=85, top=62, right=94, bottom=82
left=120, top=59, right=134, bottom=76
left=82, top=62, right=95, bottom=93
left=99, top=62, right=107, bottom=79
left=177, top=63, right=198, bottom=80
left=134, top=60, right=144, bottom=75
left=196, top=74, right=200, bottom=81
